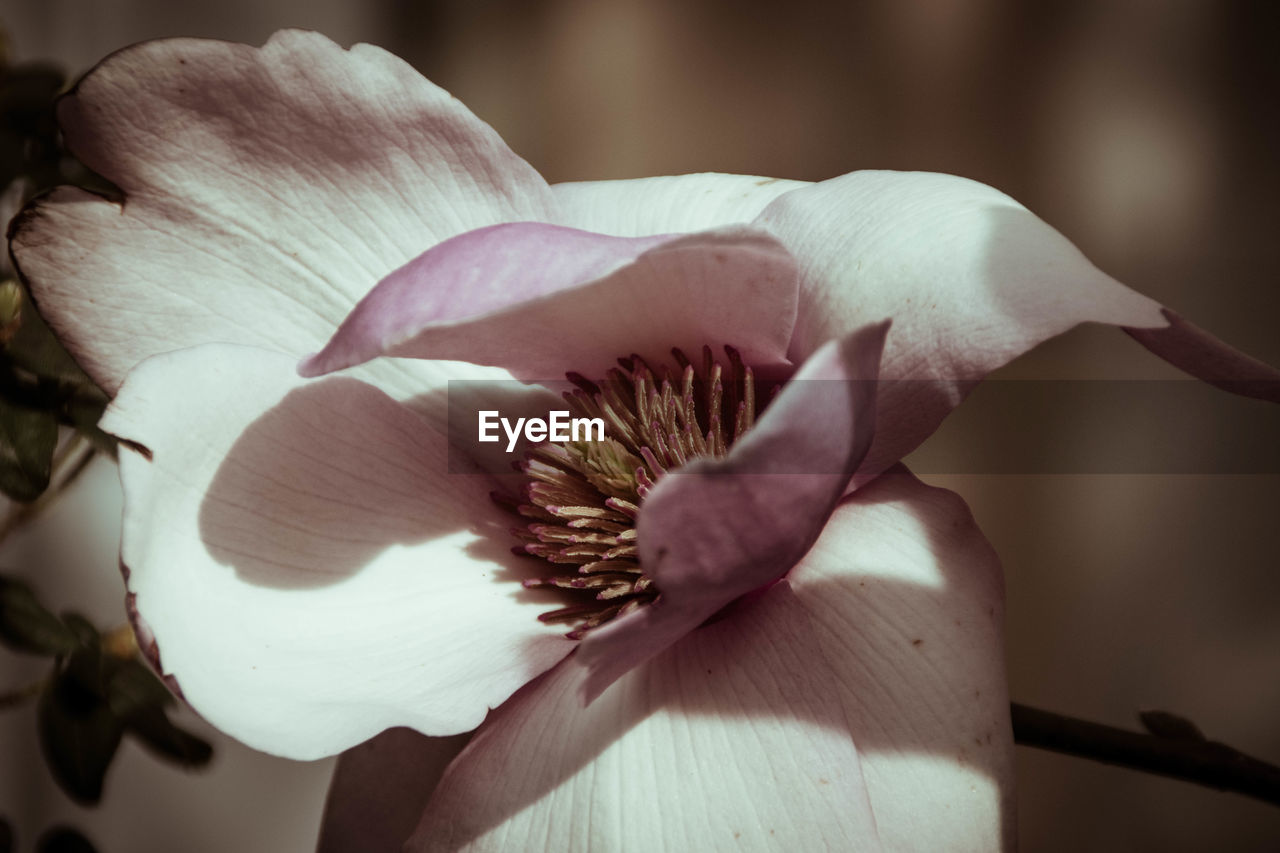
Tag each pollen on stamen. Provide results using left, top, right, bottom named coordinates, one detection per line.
left=493, top=345, right=768, bottom=639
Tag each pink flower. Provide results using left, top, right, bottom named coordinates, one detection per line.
left=10, top=31, right=1276, bottom=852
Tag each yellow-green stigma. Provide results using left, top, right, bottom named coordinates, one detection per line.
left=498, top=345, right=760, bottom=640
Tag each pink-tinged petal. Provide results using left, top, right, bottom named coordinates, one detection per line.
left=789, top=468, right=1014, bottom=851
left=319, top=729, right=471, bottom=853
left=299, top=222, right=799, bottom=382
left=573, top=321, right=888, bottom=701
left=754, top=171, right=1168, bottom=477
left=552, top=172, right=809, bottom=236
left=9, top=30, right=553, bottom=392
left=1125, top=308, right=1280, bottom=403
left=410, top=583, right=883, bottom=852
left=101, top=344, right=572, bottom=759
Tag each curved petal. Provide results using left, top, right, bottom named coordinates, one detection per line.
left=300, top=222, right=799, bottom=383
left=552, top=172, right=809, bottom=236
left=410, top=583, right=883, bottom=852
left=101, top=343, right=573, bottom=758
left=754, top=170, right=1168, bottom=477
left=1124, top=308, right=1280, bottom=403
left=9, top=30, right=554, bottom=392
left=574, top=321, right=888, bottom=701
left=319, top=729, right=471, bottom=853
left=789, top=468, right=1014, bottom=851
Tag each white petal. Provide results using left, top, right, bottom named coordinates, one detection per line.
left=103, top=344, right=573, bottom=758
left=552, top=172, right=809, bottom=236
left=755, top=171, right=1167, bottom=476
left=300, top=223, right=799, bottom=384
left=410, top=583, right=882, bottom=852
left=10, top=31, right=553, bottom=392
left=789, top=468, right=1015, bottom=851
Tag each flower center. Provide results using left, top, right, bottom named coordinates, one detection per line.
left=497, top=345, right=761, bottom=639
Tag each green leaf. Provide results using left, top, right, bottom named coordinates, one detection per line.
left=0, top=282, right=20, bottom=345
left=58, top=613, right=99, bottom=649
left=57, top=623, right=111, bottom=703
left=0, top=576, right=78, bottom=655
left=37, top=660, right=124, bottom=805
left=35, top=826, right=98, bottom=853
left=3, top=289, right=91, bottom=386
left=105, top=657, right=172, bottom=719
left=0, top=396, right=57, bottom=501
left=29, top=608, right=214, bottom=799
left=105, top=652, right=214, bottom=768
left=0, top=281, right=113, bottom=454
left=124, top=705, right=213, bottom=769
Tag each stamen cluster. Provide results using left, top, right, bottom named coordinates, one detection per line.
left=498, top=346, right=760, bottom=639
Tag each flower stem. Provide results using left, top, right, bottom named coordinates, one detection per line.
left=1011, top=702, right=1280, bottom=807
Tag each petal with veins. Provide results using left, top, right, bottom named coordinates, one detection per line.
left=406, top=469, right=1013, bottom=853
left=573, top=321, right=888, bottom=701
left=551, top=172, right=809, bottom=236
left=102, top=344, right=572, bottom=758
left=300, top=222, right=799, bottom=383
left=1124, top=308, right=1280, bottom=403
left=554, top=170, right=1280, bottom=476
left=753, top=170, right=1168, bottom=477
left=789, top=468, right=1014, bottom=852
left=747, top=169, right=1280, bottom=473
left=9, top=30, right=553, bottom=392
left=410, top=583, right=882, bottom=853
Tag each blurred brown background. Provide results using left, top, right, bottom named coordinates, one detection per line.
left=1, top=0, right=1277, bottom=850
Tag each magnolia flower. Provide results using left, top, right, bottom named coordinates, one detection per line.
left=10, top=30, right=1278, bottom=852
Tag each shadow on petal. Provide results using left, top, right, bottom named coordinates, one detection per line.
left=766, top=174, right=1168, bottom=480
left=200, top=376, right=499, bottom=588
left=412, top=583, right=881, bottom=851
left=321, top=728, right=473, bottom=853
left=411, top=472, right=1014, bottom=850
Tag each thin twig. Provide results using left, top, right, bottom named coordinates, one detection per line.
left=1012, top=702, right=1280, bottom=807
left=53, top=439, right=98, bottom=495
